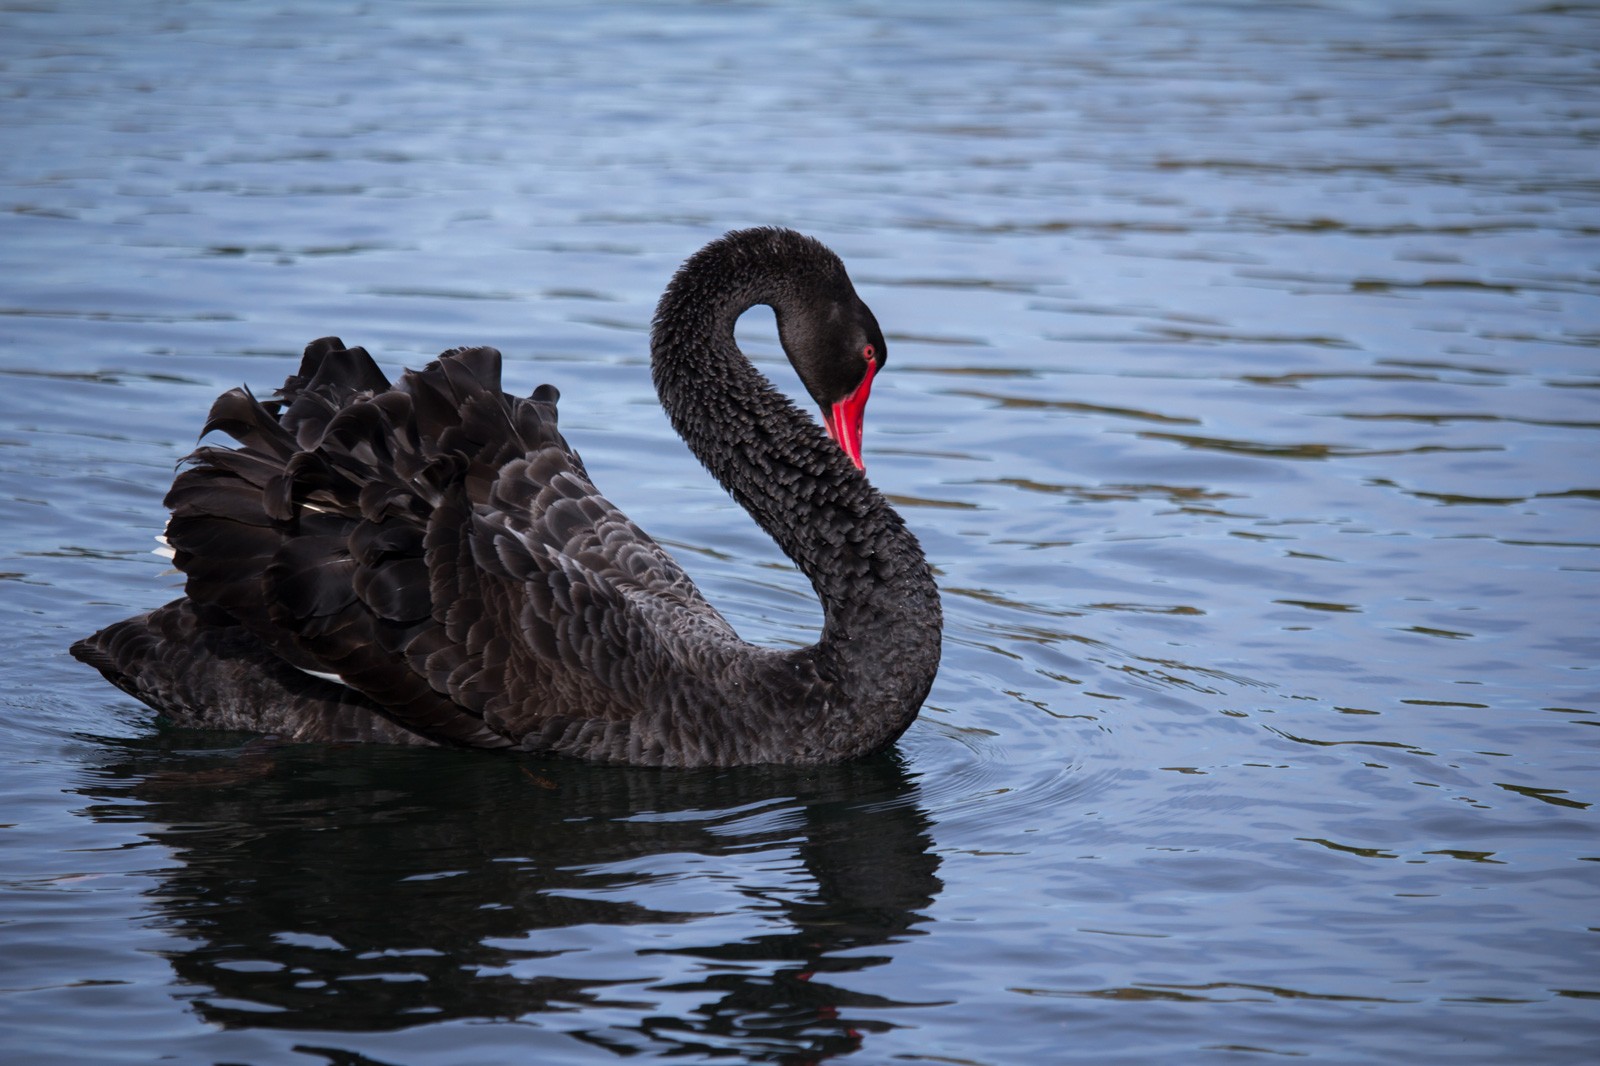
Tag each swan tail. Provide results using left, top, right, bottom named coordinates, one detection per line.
left=70, top=599, right=435, bottom=745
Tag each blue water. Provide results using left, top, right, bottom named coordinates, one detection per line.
left=2, top=2, right=1597, bottom=1063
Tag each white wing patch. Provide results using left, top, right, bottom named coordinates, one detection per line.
left=296, top=666, right=347, bottom=686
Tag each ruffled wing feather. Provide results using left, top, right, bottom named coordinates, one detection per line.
left=153, top=338, right=734, bottom=756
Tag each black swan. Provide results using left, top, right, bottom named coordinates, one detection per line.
left=72, top=228, right=943, bottom=766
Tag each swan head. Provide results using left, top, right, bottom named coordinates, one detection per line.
left=816, top=330, right=879, bottom=470
left=778, top=281, right=887, bottom=471
left=654, top=226, right=890, bottom=471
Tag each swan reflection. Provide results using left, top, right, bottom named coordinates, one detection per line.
left=80, top=736, right=942, bottom=1061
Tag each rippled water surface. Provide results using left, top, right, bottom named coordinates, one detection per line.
left=3, top=2, right=1597, bottom=1063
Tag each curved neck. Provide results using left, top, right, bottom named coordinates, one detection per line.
left=649, top=232, right=941, bottom=747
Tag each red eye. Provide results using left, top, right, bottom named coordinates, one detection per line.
left=863, top=344, right=876, bottom=362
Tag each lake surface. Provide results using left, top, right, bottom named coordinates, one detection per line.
left=2, top=1, right=1597, bottom=1062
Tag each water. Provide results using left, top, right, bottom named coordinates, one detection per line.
left=2, top=1, right=1597, bottom=1062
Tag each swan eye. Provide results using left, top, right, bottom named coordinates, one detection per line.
left=863, top=344, right=876, bottom=363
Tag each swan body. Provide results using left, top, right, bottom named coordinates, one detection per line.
left=72, top=228, right=942, bottom=767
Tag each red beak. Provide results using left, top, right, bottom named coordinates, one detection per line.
left=821, top=359, right=877, bottom=470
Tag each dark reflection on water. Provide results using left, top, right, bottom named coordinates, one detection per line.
left=78, top=737, right=938, bottom=1061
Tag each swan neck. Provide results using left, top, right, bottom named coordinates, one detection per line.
left=649, top=233, right=941, bottom=715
